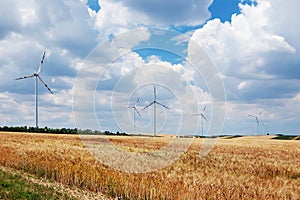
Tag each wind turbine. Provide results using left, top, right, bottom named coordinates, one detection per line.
left=193, top=105, right=207, bottom=137
left=142, top=85, right=169, bottom=137
left=248, top=111, right=263, bottom=135
left=16, top=51, right=53, bottom=128
left=127, top=97, right=141, bottom=134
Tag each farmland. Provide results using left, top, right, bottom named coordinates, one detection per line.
left=0, top=132, right=299, bottom=199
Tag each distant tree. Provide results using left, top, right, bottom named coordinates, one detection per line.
left=0, top=126, right=124, bottom=136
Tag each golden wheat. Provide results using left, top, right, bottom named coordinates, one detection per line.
left=0, top=132, right=299, bottom=199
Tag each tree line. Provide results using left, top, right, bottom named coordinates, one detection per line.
left=0, top=126, right=127, bottom=135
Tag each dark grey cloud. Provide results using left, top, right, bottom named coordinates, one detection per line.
left=263, top=52, right=300, bottom=79
left=224, top=77, right=300, bottom=102
left=0, top=1, right=22, bottom=38
left=45, top=53, right=77, bottom=77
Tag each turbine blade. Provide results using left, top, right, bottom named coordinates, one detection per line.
left=203, top=105, right=207, bottom=112
left=201, top=114, right=208, bottom=122
left=142, top=101, right=154, bottom=110
left=256, top=117, right=259, bottom=125
left=154, top=85, right=156, bottom=100
left=134, top=107, right=141, bottom=116
left=37, top=51, right=46, bottom=74
left=136, top=97, right=140, bottom=105
left=248, top=114, right=256, bottom=118
left=156, top=101, right=169, bottom=109
left=37, top=75, right=53, bottom=94
left=259, top=111, right=263, bottom=116
left=41, top=51, right=46, bottom=63
left=192, top=113, right=201, bottom=116
left=15, top=74, right=35, bottom=80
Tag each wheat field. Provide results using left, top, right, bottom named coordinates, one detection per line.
left=0, top=132, right=299, bottom=199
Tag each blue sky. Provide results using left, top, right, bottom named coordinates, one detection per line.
left=0, top=0, right=299, bottom=135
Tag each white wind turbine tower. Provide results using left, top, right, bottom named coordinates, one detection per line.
left=248, top=111, right=263, bottom=135
left=142, top=85, right=169, bottom=137
left=127, top=97, right=141, bottom=134
left=16, top=51, right=53, bottom=128
left=262, top=121, right=269, bottom=135
left=193, top=105, right=208, bottom=137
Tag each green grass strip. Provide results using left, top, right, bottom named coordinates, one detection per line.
left=0, top=169, right=74, bottom=200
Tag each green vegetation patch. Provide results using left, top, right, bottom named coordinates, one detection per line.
left=224, top=135, right=243, bottom=139
left=0, top=169, right=73, bottom=200
left=272, top=135, right=299, bottom=140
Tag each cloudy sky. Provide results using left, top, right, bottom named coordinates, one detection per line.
left=0, top=0, right=299, bottom=135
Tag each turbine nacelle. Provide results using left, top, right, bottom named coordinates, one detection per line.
left=248, top=111, right=263, bottom=135
left=248, top=111, right=263, bottom=126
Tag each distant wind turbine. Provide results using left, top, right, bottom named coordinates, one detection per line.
left=127, top=97, right=141, bottom=134
left=248, top=111, right=263, bottom=135
left=193, top=105, right=207, bottom=137
left=16, top=51, right=53, bottom=128
left=142, top=85, right=169, bottom=137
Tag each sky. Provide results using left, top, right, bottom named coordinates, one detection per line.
left=0, top=0, right=299, bottom=135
